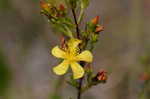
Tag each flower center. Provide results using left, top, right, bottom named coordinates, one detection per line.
left=64, top=46, right=80, bottom=62
left=65, top=50, right=78, bottom=62
left=67, top=53, right=76, bottom=61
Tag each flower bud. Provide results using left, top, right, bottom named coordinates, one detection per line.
left=91, top=16, right=99, bottom=25
left=97, top=70, right=107, bottom=81
left=40, top=0, right=51, bottom=12
left=59, top=4, right=65, bottom=11
left=56, top=4, right=66, bottom=17
left=95, top=25, right=104, bottom=33
left=91, top=70, right=107, bottom=85
left=93, top=70, right=107, bottom=81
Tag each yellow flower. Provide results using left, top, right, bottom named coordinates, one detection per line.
left=51, top=38, right=93, bottom=79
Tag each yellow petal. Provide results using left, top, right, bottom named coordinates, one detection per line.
left=76, top=50, right=93, bottom=62
left=67, top=38, right=81, bottom=55
left=70, top=62, right=84, bottom=79
left=67, top=38, right=81, bottom=49
left=51, top=46, right=66, bottom=58
left=53, top=60, right=69, bottom=75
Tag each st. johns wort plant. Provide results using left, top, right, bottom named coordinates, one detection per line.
left=40, top=0, right=107, bottom=99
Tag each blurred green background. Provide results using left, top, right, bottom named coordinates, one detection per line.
left=0, top=0, right=150, bottom=99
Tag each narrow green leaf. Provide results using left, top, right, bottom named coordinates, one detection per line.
left=77, top=9, right=84, bottom=24
left=81, top=0, right=90, bottom=9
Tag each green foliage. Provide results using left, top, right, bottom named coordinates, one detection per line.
left=81, top=0, right=90, bottom=9
left=50, top=17, right=74, bottom=37
left=40, top=1, right=75, bottom=37
left=47, top=0, right=65, bottom=5
left=67, top=76, right=79, bottom=88
left=65, top=0, right=80, bottom=9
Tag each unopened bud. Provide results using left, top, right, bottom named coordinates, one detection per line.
left=95, top=26, right=104, bottom=33
left=96, top=70, right=107, bottom=81
left=91, top=16, right=99, bottom=25
left=59, top=4, right=65, bottom=11
left=91, top=70, right=107, bottom=85
left=40, top=0, right=51, bottom=12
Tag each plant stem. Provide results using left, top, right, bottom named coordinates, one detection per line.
left=77, top=77, right=83, bottom=99
left=77, top=61, right=87, bottom=99
left=71, top=7, right=84, bottom=99
left=71, top=8, right=80, bottom=39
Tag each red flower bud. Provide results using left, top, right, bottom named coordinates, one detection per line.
left=59, top=4, right=65, bottom=11
left=40, top=0, right=51, bottom=12
left=95, top=26, right=104, bottom=33
left=91, top=16, right=99, bottom=25
left=97, top=70, right=107, bottom=81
